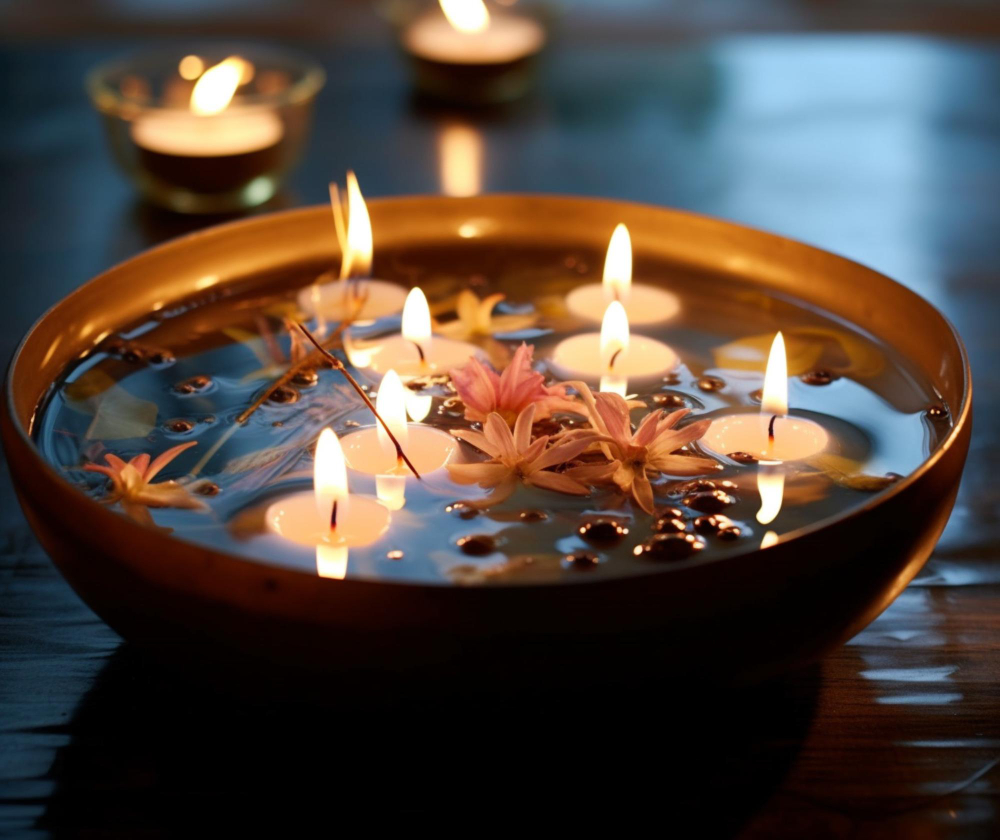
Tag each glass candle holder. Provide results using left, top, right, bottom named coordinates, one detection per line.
left=87, top=45, right=325, bottom=214
left=385, top=0, right=553, bottom=105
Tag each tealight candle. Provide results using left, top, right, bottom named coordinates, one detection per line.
left=345, top=287, right=482, bottom=377
left=298, top=173, right=409, bottom=325
left=549, top=301, right=678, bottom=395
left=404, top=0, right=545, bottom=66
left=702, top=332, right=830, bottom=461
left=130, top=57, right=284, bottom=193
left=266, top=428, right=390, bottom=578
left=565, top=224, right=680, bottom=325
left=342, top=370, right=459, bottom=509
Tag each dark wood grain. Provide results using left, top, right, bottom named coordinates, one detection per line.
left=1, top=25, right=998, bottom=837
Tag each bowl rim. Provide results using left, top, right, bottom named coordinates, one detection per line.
left=3, top=195, right=973, bottom=589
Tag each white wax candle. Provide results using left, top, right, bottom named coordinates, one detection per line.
left=565, top=283, right=680, bottom=326
left=345, top=287, right=482, bottom=376
left=130, top=109, right=283, bottom=157
left=266, top=491, right=389, bottom=549
left=342, top=425, right=459, bottom=477
left=404, top=14, right=545, bottom=65
left=701, top=414, right=828, bottom=462
left=298, top=278, right=409, bottom=324
left=565, top=223, right=680, bottom=325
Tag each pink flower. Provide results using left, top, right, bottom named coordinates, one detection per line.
left=83, top=441, right=206, bottom=527
left=450, top=342, right=579, bottom=426
left=564, top=385, right=719, bottom=514
left=448, top=404, right=599, bottom=507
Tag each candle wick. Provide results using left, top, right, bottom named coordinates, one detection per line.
left=609, top=347, right=622, bottom=370
left=768, top=414, right=777, bottom=442
left=330, top=499, right=338, bottom=530
left=296, top=322, right=423, bottom=480
left=412, top=340, right=426, bottom=364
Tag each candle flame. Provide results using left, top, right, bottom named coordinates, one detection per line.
left=761, top=331, right=788, bottom=417
left=603, top=223, right=632, bottom=305
left=376, top=370, right=410, bottom=466
left=600, top=300, right=629, bottom=369
left=189, top=56, right=243, bottom=115
left=439, top=123, right=483, bottom=197
left=336, top=170, right=373, bottom=280
left=756, top=462, right=785, bottom=525
left=314, top=428, right=350, bottom=532
left=440, top=0, right=490, bottom=33
left=402, top=287, right=432, bottom=360
left=316, top=543, right=348, bottom=580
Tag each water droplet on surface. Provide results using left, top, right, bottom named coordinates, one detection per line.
left=683, top=489, right=737, bottom=513
left=802, top=370, right=836, bottom=385
left=693, top=514, right=733, bottom=535
left=749, top=388, right=763, bottom=404
left=457, top=535, right=496, bottom=556
left=662, top=372, right=681, bottom=385
left=653, top=393, right=687, bottom=408
left=633, top=533, right=705, bottom=562
left=577, top=517, right=628, bottom=546
left=696, top=375, right=725, bottom=392
left=195, top=482, right=220, bottom=497
left=926, top=404, right=948, bottom=420
left=519, top=509, right=548, bottom=522
left=148, top=351, right=175, bottom=366
left=654, top=515, right=688, bottom=534
left=268, top=385, right=300, bottom=404
left=728, top=451, right=758, bottom=465
left=387, top=550, right=404, bottom=561
left=166, top=418, right=194, bottom=433
left=175, top=375, right=211, bottom=394
left=446, top=502, right=479, bottom=520
left=563, top=550, right=599, bottom=570
left=292, top=368, right=319, bottom=388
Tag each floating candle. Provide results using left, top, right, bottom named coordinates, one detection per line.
left=702, top=332, right=830, bottom=461
left=130, top=56, right=284, bottom=192
left=298, top=172, right=408, bottom=325
left=342, top=370, right=459, bottom=509
left=549, top=300, right=678, bottom=394
left=565, top=224, right=680, bottom=325
left=404, top=0, right=545, bottom=66
left=265, top=428, right=390, bottom=561
left=346, top=287, right=482, bottom=376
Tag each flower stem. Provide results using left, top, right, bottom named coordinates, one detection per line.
left=296, top=322, right=422, bottom=480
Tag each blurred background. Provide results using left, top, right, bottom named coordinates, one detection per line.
left=2, top=1, right=999, bottom=836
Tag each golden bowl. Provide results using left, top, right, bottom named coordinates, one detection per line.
left=1, top=197, right=971, bottom=689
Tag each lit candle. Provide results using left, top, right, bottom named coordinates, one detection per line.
left=265, top=428, right=390, bottom=575
left=549, top=302, right=678, bottom=393
left=702, top=332, right=830, bottom=461
left=341, top=369, right=460, bottom=509
left=130, top=56, right=284, bottom=191
left=403, top=0, right=545, bottom=66
left=439, top=122, right=484, bottom=197
left=345, top=287, right=482, bottom=377
left=565, top=224, right=680, bottom=325
left=298, top=172, right=409, bottom=325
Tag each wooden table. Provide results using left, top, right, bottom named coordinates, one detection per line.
left=0, top=33, right=997, bottom=836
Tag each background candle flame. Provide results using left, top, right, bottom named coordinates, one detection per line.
left=189, top=56, right=243, bottom=115
left=761, top=331, right=789, bottom=417
left=178, top=55, right=204, bottom=81
left=314, top=428, right=350, bottom=530
left=339, top=170, right=373, bottom=280
left=439, top=123, right=483, bottom=197
left=603, top=223, right=633, bottom=305
left=402, top=287, right=432, bottom=358
left=440, top=0, right=490, bottom=34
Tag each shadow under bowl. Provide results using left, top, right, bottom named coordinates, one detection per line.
left=1, top=196, right=971, bottom=691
